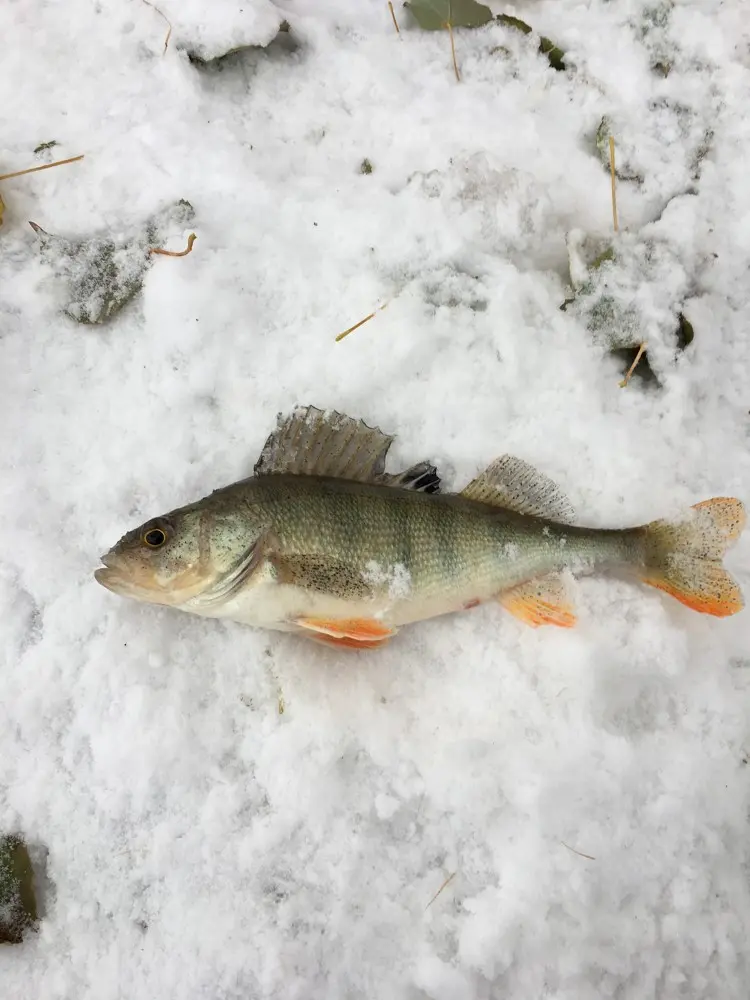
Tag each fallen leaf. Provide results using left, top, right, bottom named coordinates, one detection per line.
left=498, top=13, right=566, bottom=70
left=30, top=199, right=195, bottom=325
left=406, top=0, right=493, bottom=31
left=0, top=835, right=38, bottom=945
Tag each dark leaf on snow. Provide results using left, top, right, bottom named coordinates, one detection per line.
left=30, top=200, right=195, bottom=326
left=405, top=0, right=493, bottom=31
left=0, top=835, right=38, bottom=945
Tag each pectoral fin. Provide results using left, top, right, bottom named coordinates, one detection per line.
left=499, top=574, right=577, bottom=628
left=294, top=616, right=395, bottom=647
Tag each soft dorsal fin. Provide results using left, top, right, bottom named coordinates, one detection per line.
left=460, top=455, right=575, bottom=523
left=254, top=405, right=441, bottom=491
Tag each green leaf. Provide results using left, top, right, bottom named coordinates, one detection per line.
left=0, top=835, right=38, bottom=945
left=406, top=0, right=493, bottom=31
left=590, top=246, right=616, bottom=270
left=539, top=36, right=566, bottom=71
left=33, top=140, right=58, bottom=154
left=497, top=14, right=532, bottom=34
left=498, top=14, right=566, bottom=70
left=676, top=313, right=694, bottom=349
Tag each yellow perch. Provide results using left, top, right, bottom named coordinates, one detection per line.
left=95, top=406, right=746, bottom=648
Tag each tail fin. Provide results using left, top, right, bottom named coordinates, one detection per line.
left=641, top=497, right=746, bottom=617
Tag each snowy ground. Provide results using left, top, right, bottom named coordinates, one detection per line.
left=2, top=0, right=750, bottom=996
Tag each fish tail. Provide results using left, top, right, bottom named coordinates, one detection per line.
left=639, top=497, right=746, bottom=617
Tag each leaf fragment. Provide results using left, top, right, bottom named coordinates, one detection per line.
left=30, top=199, right=195, bottom=325
left=595, top=118, right=643, bottom=182
left=405, top=0, right=493, bottom=31
left=676, top=313, right=694, bottom=349
left=0, top=835, right=38, bottom=945
left=539, top=36, right=566, bottom=72
left=498, top=13, right=566, bottom=70
left=563, top=231, right=696, bottom=386
left=496, top=14, right=532, bottom=34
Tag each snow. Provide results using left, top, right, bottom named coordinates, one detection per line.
left=1, top=0, right=750, bottom=996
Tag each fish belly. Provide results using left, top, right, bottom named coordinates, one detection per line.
left=186, top=554, right=487, bottom=632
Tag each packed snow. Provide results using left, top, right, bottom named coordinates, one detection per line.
left=2, top=0, right=750, bottom=996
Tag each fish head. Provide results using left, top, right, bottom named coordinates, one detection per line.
left=94, top=481, right=269, bottom=615
left=95, top=507, right=212, bottom=606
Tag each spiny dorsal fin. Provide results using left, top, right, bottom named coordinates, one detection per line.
left=461, top=455, right=575, bottom=523
left=380, top=461, right=441, bottom=494
left=254, top=405, right=441, bottom=490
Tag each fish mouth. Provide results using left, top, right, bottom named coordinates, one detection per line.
left=95, top=550, right=147, bottom=597
left=95, top=553, right=129, bottom=594
left=94, top=551, right=207, bottom=605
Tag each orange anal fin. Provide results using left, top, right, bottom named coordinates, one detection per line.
left=294, top=616, right=395, bottom=644
left=499, top=574, right=577, bottom=628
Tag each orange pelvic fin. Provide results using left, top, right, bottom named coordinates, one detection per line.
left=499, top=574, right=577, bottom=628
left=294, top=616, right=395, bottom=647
left=308, top=633, right=391, bottom=650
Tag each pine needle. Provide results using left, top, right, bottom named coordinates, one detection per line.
left=335, top=299, right=391, bottom=342
left=609, top=136, right=619, bottom=233
left=142, top=0, right=172, bottom=54
left=619, top=342, right=647, bottom=388
left=0, top=155, right=84, bottom=182
left=561, top=841, right=596, bottom=861
left=149, top=233, right=197, bottom=257
left=425, top=872, right=456, bottom=909
left=388, top=1, right=400, bottom=34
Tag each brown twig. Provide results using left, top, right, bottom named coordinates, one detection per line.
left=335, top=299, right=390, bottom=342
left=149, top=233, right=197, bottom=257
left=425, top=872, right=456, bottom=909
left=142, top=0, right=172, bottom=54
left=388, top=1, right=400, bottom=34
left=448, top=20, right=460, bottom=82
left=609, top=136, right=619, bottom=233
left=0, top=155, right=84, bottom=182
left=561, top=841, right=596, bottom=861
left=619, top=342, right=647, bottom=388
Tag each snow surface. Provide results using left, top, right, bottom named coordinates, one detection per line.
left=2, top=0, right=750, bottom=996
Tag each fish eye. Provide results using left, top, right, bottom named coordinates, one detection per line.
left=142, top=526, right=168, bottom=548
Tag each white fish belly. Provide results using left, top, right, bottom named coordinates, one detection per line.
left=182, top=559, right=497, bottom=633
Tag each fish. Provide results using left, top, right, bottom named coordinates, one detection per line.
left=95, top=405, right=746, bottom=648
